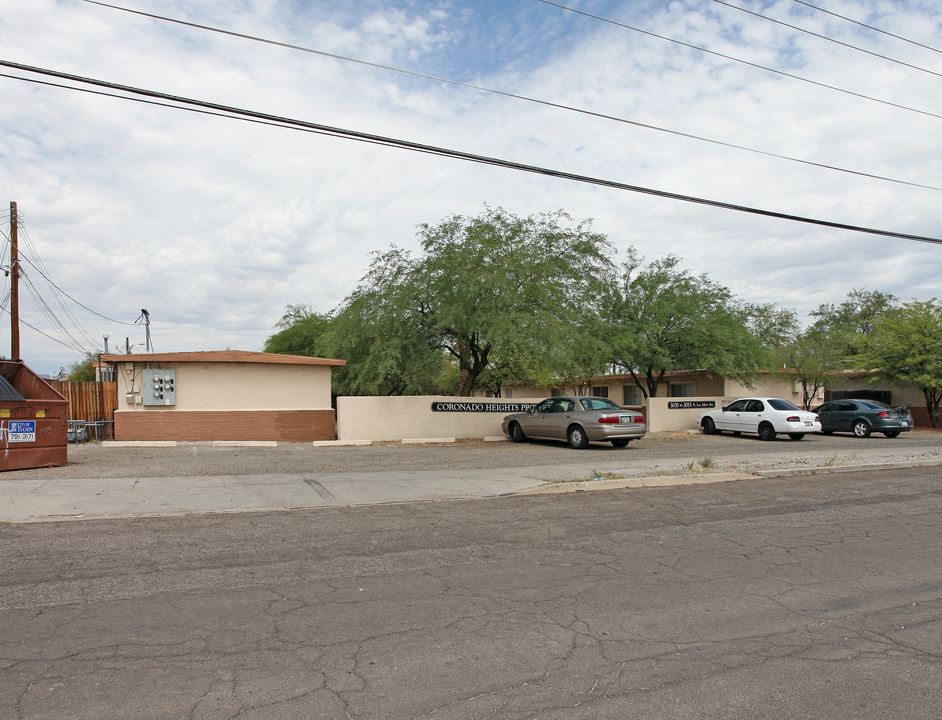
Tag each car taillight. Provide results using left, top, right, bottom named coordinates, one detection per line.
left=786, top=416, right=801, bottom=422
left=599, top=415, right=643, bottom=424
left=878, top=411, right=890, bottom=418
left=814, top=414, right=820, bottom=422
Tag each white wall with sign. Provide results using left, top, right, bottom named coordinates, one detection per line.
left=336, top=395, right=544, bottom=442
left=645, top=397, right=727, bottom=433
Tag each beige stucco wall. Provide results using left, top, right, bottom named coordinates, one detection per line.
left=337, top=396, right=544, bottom=442
left=724, top=376, right=822, bottom=407
left=825, top=378, right=924, bottom=406
left=499, top=372, right=812, bottom=406
left=115, top=361, right=333, bottom=411
left=643, top=397, right=720, bottom=433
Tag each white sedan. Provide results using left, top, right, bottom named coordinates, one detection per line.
left=697, top=397, right=821, bottom=441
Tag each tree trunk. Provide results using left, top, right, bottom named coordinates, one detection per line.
left=923, top=387, right=941, bottom=428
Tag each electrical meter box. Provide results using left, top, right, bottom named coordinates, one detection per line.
left=142, top=369, right=176, bottom=406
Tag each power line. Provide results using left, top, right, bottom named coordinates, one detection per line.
left=0, top=303, right=87, bottom=353
left=715, top=0, right=942, bottom=79
left=536, top=0, right=942, bottom=122
left=15, top=242, right=137, bottom=326
left=1, top=209, right=138, bottom=360
left=2, top=59, right=940, bottom=246
left=792, top=0, right=942, bottom=56
left=79, top=0, right=942, bottom=193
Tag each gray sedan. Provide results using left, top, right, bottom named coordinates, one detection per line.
left=502, top=396, right=646, bottom=449
left=812, top=399, right=913, bottom=438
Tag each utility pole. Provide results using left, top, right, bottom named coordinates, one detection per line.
left=9, top=201, right=20, bottom=361
left=139, top=309, right=153, bottom=353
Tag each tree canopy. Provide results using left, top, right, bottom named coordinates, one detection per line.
left=67, top=352, right=99, bottom=382
left=264, top=210, right=936, bottom=414
left=603, top=251, right=764, bottom=398
left=335, top=207, right=615, bottom=396
left=772, top=288, right=901, bottom=408
left=859, top=299, right=942, bottom=427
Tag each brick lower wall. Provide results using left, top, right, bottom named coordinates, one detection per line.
left=114, top=409, right=336, bottom=442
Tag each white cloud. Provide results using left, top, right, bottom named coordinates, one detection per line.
left=1, top=0, right=940, bottom=374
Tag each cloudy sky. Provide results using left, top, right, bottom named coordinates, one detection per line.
left=1, top=0, right=940, bottom=374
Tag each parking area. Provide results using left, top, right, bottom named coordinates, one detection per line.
left=7, top=428, right=940, bottom=481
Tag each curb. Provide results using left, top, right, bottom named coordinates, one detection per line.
left=517, top=471, right=757, bottom=495
left=753, top=458, right=942, bottom=477
left=514, top=458, right=942, bottom=496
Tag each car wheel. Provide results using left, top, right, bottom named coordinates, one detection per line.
left=567, top=425, right=589, bottom=449
left=611, top=439, right=630, bottom=448
left=883, top=431, right=900, bottom=438
left=510, top=422, right=526, bottom=443
left=701, top=417, right=717, bottom=435
left=852, top=420, right=872, bottom=438
left=758, top=422, right=776, bottom=441
left=788, top=433, right=805, bottom=440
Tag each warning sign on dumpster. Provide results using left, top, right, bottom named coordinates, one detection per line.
left=8, top=421, right=36, bottom=443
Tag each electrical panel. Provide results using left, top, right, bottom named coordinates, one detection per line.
left=142, top=369, right=176, bottom=406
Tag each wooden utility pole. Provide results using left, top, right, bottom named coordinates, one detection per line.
left=9, top=201, right=20, bottom=361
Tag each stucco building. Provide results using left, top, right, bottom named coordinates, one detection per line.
left=102, top=350, right=344, bottom=442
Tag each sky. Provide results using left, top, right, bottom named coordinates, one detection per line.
left=1, top=0, right=940, bottom=375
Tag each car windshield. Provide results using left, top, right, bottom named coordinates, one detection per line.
left=579, top=397, right=621, bottom=411
left=860, top=400, right=890, bottom=409
left=767, top=399, right=801, bottom=411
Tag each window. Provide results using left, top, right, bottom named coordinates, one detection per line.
left=551, top=388, right=564, bottom=397
left=670, top=383, right=695, bottom=397
left=591, top=386, right=609, bottom=398
left=623, top=385, right=644, bottom=405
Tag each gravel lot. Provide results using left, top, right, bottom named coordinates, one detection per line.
left=5, top=428, right=940, bottom=480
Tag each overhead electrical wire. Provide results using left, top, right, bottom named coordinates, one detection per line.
left=0, top=303, right=86, bottom=353
left=15, top=235, right=137, bottom=327
left=792, top=0, right=942, bottom=56
left=18, top=272, right=92, bottom=355
left=714, top=0, right=942, bottom=79
left=0, top=211, right=137, bottom=359
left=536, top=0, right=942, bottom=122
left=78, top=0, right=942, bottom=194
left=2, top=59, right=940, bottom=246
left=16, top=226, right=107, bottom=350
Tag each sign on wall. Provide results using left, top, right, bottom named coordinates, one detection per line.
left=431, top=401, right=537, bottom=413
left=667, top=401, right=716, bottom=410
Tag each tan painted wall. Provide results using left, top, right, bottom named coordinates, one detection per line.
left=337, top=396, right=544, bottom=442
left=114, top=361, right=333, bottom=411
left=645, top=397, right=724, bottom=433
left=724, top=376, right=822, bottom=407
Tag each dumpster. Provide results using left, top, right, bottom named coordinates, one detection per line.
left=0, top=360, right=68, bottom=471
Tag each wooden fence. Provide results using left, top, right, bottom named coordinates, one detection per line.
left=48, top=380, right=119, bottom=439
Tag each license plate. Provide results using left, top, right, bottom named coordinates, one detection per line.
left=619, top=416, right=632, bottom=423
left=804, top=421, right=812, bottom=427
left=901, top=421, right=909, bottom=426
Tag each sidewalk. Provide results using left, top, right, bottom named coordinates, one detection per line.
left=2, top=443, right=940, bottom=523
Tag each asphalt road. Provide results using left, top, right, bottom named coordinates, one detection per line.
left=2, top=465, right=940, bottom=719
